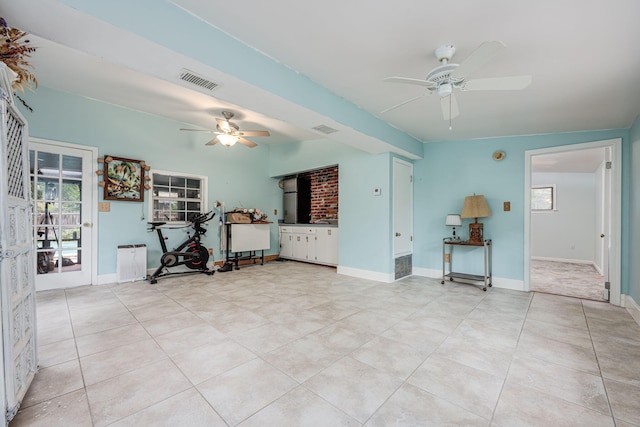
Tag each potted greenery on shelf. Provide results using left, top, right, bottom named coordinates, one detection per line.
left=0, top=17, right=37, bottom=92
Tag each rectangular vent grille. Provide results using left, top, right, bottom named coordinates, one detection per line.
left=179, top=69, right=219, bottom=91
left=312, top=124, right=338, bottom=134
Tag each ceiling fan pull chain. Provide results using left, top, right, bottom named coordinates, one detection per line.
left=449, top=96, right=453, bottom=130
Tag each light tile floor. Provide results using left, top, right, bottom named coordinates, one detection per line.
left=9, top=261, right=640, bottom=426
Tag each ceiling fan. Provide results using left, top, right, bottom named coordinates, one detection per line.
left=180, top=110, right=270, bottom=147
left=382, top=41, right=532, bottom=125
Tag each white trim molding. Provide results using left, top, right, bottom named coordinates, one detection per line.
left=622, top=294, right=640, bottom=327
left=337, top=265, right=394, bottom=283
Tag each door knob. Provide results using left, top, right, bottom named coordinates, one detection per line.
left=600, top=234, right=605, bottom=238
left=395, top=232, right=401, bottom=237
left=83, top=222, right=92, bottom=228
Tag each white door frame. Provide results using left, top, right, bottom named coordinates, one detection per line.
left=30, top=137, right=98, bottom=288
left=393, top=157, right=413, bottom=258
left=524, top=138, right=622, bottom=305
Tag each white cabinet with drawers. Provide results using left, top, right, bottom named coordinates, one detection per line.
left=279, top=226, right=338, bottom=266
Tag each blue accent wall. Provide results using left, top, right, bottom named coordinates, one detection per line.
left=413, top=130, right=631, bottom=292
left=20, top=87, right=282, bottom=276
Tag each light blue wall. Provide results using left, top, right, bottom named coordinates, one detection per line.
left=269, top=141, right=394, bottom=274
left=414, top=129, right=631, bottom=292
left=18, top=87, right=637, bottom=293
left=20, top=87, right=282, bottom=276
left=629, top=115, right=640, bottom=302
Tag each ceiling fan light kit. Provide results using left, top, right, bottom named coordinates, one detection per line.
left=383, top=40, right=532, bottom=126
left=180, top=110, right=270, bottom=148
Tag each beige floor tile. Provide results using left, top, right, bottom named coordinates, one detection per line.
left=492, top=381, right=614, bottom=427
left=515, top=330, right=600, bottom=375
left=350, top=336, right=429, bottom=380
left=75, top=323, right=151, bottom=357
left=303, top=356, right=403, bottom=423
left=433, top=333, right=514, bottom=378
left=604, top=378, right=640, bottom=425
left=197, top=358, right=298, bottom=426
left=507, top=354, right=610, bottom=414
left=9, top=389, right=92, bottom=427
left=22, top=262, right=640, bottom=427
left=153, top=323, right=227, bottom=356
left=239, top=386, right=360, bottom=427
left=128, top=300, right=187, bottom=322
left=80, top=338, right=167, bottom=385
left=108, top=388, right=227, bottom=427
left=140, top=310, right=206, bottom=337
left=86, top=359, right=191, bottom=427
left=233, top=322, right=304, bottom=354
left=408, top=353, right=504, bottom=420
left=37, top=338, right=78, bottom=368
left=21, top=359, right=84, bottom=408
left=365, top=383, right=488, bottom=426
left=262, top=335, right=345, bottom=382
left=170, top=338, right=257, bottom=385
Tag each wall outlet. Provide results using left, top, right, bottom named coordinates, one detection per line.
left=274, top=209, right=278, bottom=215
left=208, top=247, right=213, bottom=255
left=373, top=187, right=381, bottom=196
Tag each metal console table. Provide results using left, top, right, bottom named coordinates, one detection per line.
left=442, top=238, right=492, bottom=291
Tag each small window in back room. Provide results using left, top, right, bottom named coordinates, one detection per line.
left=531, top=185, right=556, bottom=211
left=149, top=170, right=208, bottom=223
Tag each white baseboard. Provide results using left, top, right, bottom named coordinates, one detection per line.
left=531, top=256, right=594, bottom=265
left=622, top=294, right=640, bottom=327
left=337, top=266, right=394, bottom=283
left=412, top=267, right=525, bottom=292
left=96, top=273, right=117, bottom=285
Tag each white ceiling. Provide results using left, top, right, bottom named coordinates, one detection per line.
left=2, top=0, right=640, bottom=150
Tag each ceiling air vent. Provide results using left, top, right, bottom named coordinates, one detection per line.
left=179, top=69, right=220, bottom=91
left=312, top=124, right=338, bottom=134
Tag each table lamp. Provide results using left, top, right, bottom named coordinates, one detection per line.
left=461, top=194, right=492, bottom=244
left=445, top=214, right=462, bottom=239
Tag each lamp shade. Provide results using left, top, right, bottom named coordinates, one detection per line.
left=461, top=195, right=492, bottom=219
left=445, top=214, right=462, bottom=226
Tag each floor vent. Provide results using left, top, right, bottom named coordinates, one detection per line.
left=179, top=69, right=220, bottom=91
left=312, top=124, right=339, bottom=134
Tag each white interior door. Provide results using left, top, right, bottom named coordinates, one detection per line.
left=393, top=158, right=413, bottom=257
left=29, top=140, right=95, bottom=290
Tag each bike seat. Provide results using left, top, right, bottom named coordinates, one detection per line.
left=148, top=221, right=166, bottom=227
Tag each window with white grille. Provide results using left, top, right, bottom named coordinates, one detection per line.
left=149, top=170, right=207, bottom=223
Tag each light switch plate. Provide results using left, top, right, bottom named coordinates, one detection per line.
left=504, top=201, right=511, bottom=212
left=99, top=202, right=110, bottom=212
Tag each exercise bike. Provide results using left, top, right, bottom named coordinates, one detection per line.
left=147, top=211, right=215, bottom=284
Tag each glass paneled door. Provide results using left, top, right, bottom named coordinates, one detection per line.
left=29, top=141, right=94, bottom=290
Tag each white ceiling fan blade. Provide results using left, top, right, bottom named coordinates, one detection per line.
left=450, top=40, right=506, bottom=81
left=383, top=77, right=436, bottom=88
left=237, top=137, right=257, bottom=148
left=461, top=75, right=532, bottom=91
left=205, top=137, right=219, bottom=146
left=440, top=93, right=460, bottom=120
left=180, top=128, right=216, bottom=133
left=381, top=94, right=428, bottom=114
left=239, top=130, right=270, bottom=137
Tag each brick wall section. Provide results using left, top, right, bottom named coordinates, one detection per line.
left=300, top=165, right=338, bottom=223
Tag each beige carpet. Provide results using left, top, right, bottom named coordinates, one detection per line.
left=530, top=259, right=607, bottom=301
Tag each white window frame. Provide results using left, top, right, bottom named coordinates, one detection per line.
left=531, top=184, right=557, bottom=213
left=148, top=169, right=208, bottom=224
